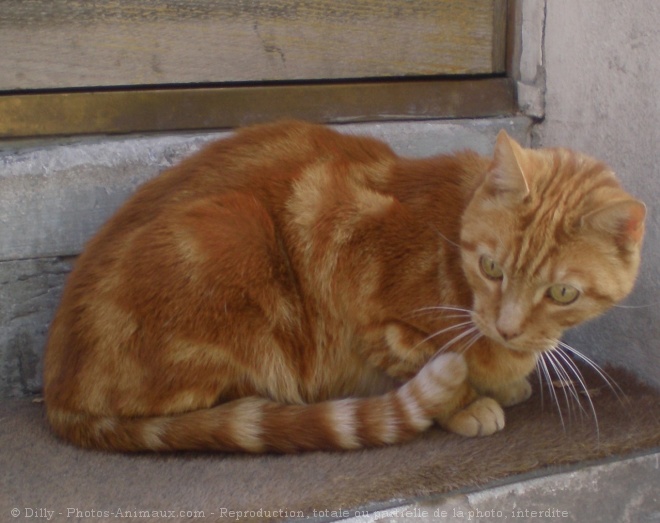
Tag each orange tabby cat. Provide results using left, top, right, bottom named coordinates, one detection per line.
left=43, top=121, right=645, bottom=452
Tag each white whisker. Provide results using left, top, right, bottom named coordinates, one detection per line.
left=412, top=305, right=473, bottom=316
left=613, top=302, right=660, bottom=309
left=544, top=351, right=575, bottom=423
left=539, top=355, right=565, bottom=431
left=432, top=225, right=461, bottom=250
left=413, top=320, right=474, bottom=351
left=557, top=341, right=626, bottom=401
left=552, top=348, right=601, bottom=442
left=408, top=312, right=472, bottom=322
left=535, top=361, right=545, bottom=410
left=550, top=350, right=592, bottom=420
left=456, top=330, right=483, bottom=355
left=429, top=325, right=480, bottom=360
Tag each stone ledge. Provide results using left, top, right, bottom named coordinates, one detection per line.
left=2, top=397, right=658, bottom=523
left=0, top=258, right=73, bottom=398
left=340, top=450, right=660, bottom=523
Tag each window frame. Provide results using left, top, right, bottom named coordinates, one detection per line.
left=0, top=0, right=521, bottom=139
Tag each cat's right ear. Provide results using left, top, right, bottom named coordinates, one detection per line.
left=582, top=198, right=646, bottom=249
left=485, top=130, right=530, bottom=202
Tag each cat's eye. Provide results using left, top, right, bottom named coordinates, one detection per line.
left=547, top=284, right=580, bottom=305
left=479, top=255, right=504, bottom=280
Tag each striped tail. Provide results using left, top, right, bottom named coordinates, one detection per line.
left=46, top=353, right=499, bottom=453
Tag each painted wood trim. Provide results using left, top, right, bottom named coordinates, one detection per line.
left=0, top=0, right=505, bottom=90
left=0, top=78, right=516, bottom=139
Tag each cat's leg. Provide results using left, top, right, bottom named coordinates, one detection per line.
left=434, top=343, right=537, bottom=435
left=439, top=397, right=505, bottom=437
left=362, top=321, right=505, bottom=437
left=465, top=342, right=537, bottom=407
left=361, top=321, right=439, bottom=380
left=483, top=377, right=533, bottom=407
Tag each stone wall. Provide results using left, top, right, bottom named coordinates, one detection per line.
left=537, top=0, right=660, bottom=388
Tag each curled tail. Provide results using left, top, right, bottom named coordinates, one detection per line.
left=47, top=353, right=489, bottom=453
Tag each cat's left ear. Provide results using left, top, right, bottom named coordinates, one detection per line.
left=582, top=199, right=646, bottom=248
left=486, top=130, right=530, bottom=201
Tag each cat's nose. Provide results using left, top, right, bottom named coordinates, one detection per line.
left=497, top=326, right=521, bottom=342
left=496, top=301, right=525, bottom=342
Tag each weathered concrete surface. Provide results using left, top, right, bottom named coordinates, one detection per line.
left=0, top=133, right=226, bottom=262
left=514, top=0, right=546, bottom=119
left=340, top=451, right=660, bottom=523
left=0, top=258, right=72, bottom=398
left=0, top=118, right=531, bottom=398
left=537, top=0, right=660, bottom=389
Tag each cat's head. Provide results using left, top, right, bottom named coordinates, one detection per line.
left=460, top=131, right=646, bottom=353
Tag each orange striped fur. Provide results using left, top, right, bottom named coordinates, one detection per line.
left=43, top=121, right=645, bottom=452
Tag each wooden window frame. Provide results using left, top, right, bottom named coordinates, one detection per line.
left=0, top=1, right=520, bottom=139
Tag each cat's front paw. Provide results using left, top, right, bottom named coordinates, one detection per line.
left=442, top=397, right=505, bottom=437
left=488, top=378, right=532, bottom=407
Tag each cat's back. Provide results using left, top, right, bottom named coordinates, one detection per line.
left=56, top=119, right=399, bottom=297
left=123, top=120, right=397, bottom=217
left=44, top=121, right=400, bottom=409
left=68, top=120, right=399, bottom=268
